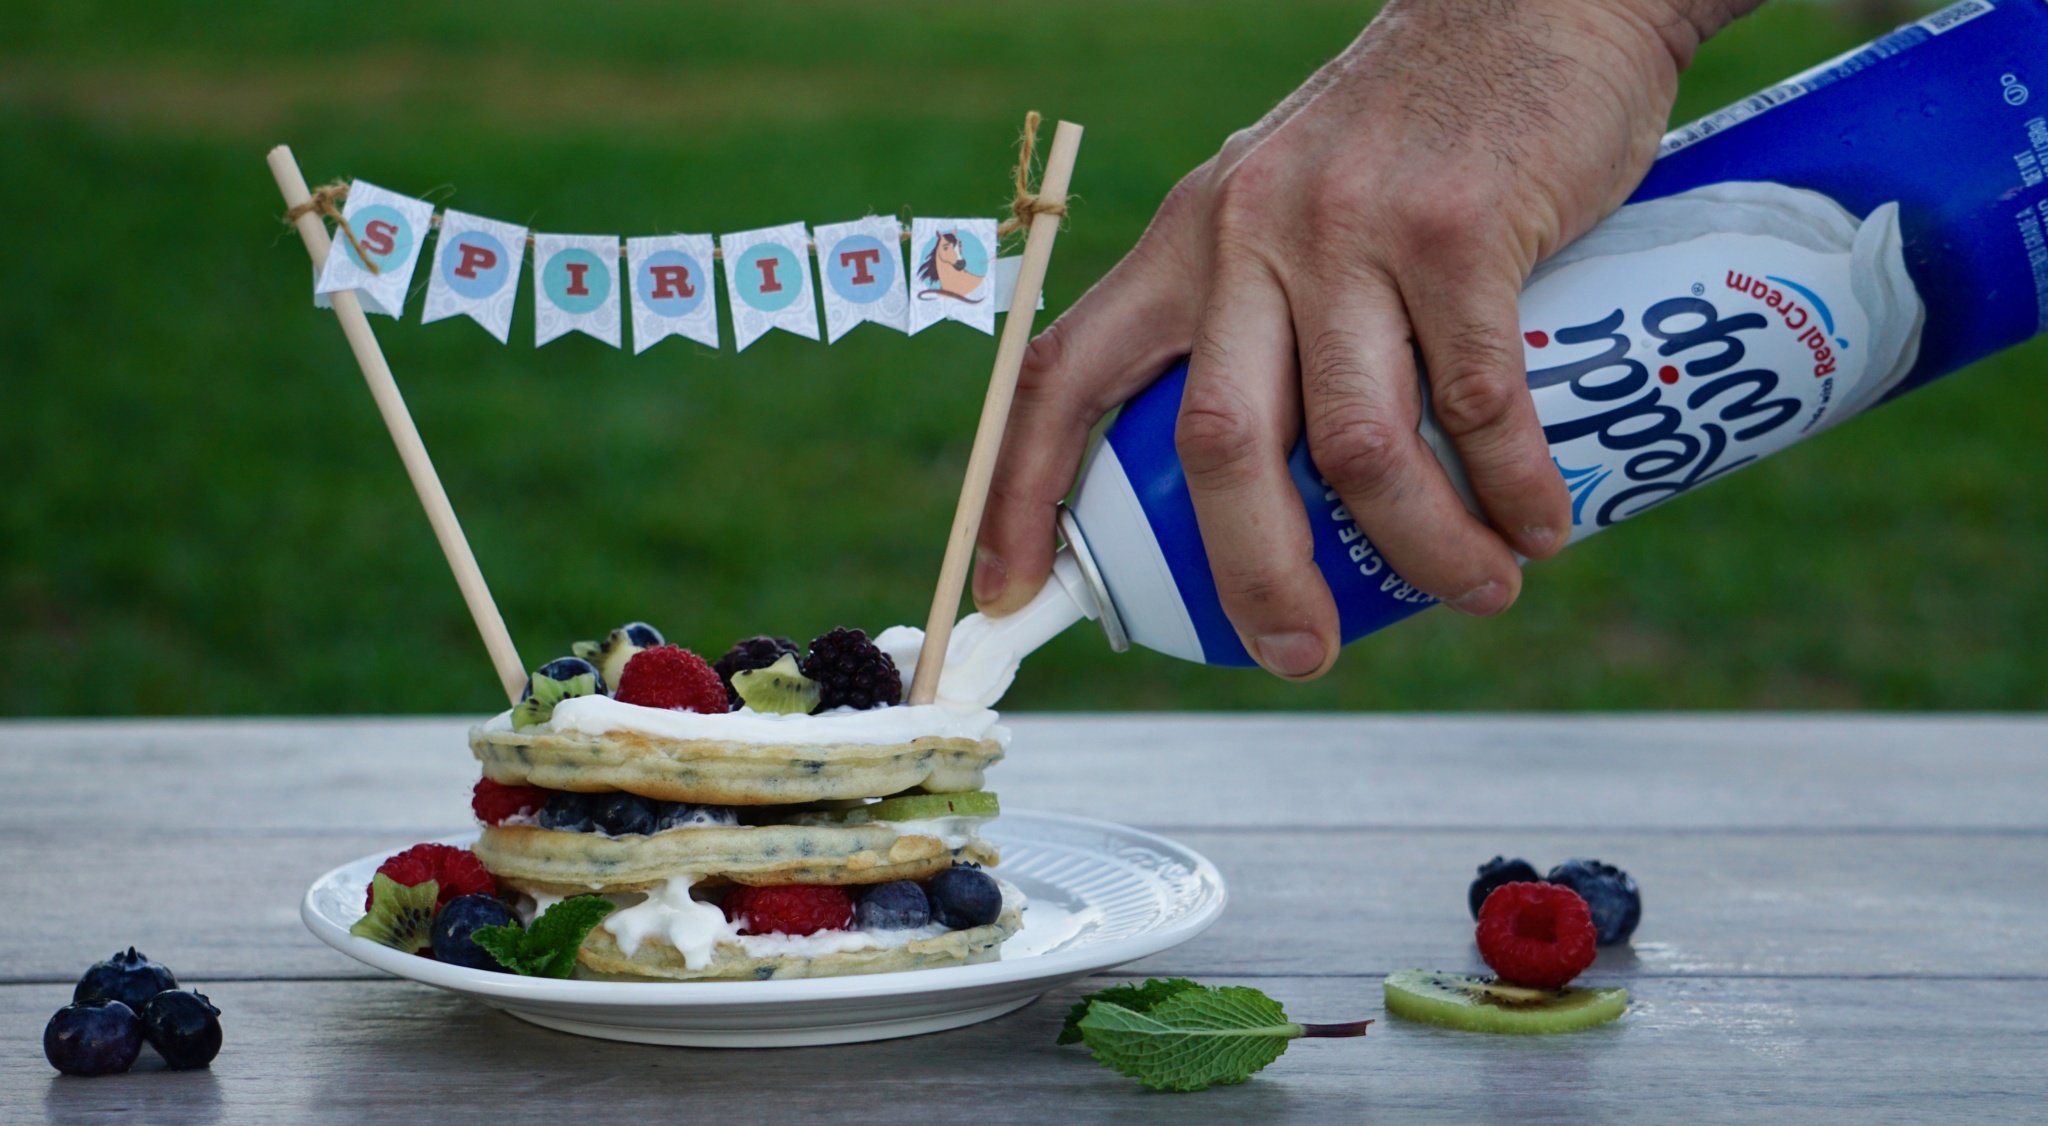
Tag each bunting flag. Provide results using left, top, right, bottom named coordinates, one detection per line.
left=626, top=234, right=719, bottom=354
left=533, top=233, right=623, bottom=348
left=813, top=217, right=910, bottom=342
left=422, top=209, right=527, bottom=343
left=313, top=180, right=435, bottom=317
left=720, top=221, right=820, bottom=351
left=907, top=217, right=999, bottom=337
left=300, top=182, right=1038, bottom=356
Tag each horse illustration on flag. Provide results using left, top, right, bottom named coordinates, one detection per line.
left=916, top=230, right=985, bottom=302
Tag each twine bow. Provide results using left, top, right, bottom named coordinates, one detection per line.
left=284, top=180, right=382, bottom=276
left=997, top=111, right=1068, bottom=240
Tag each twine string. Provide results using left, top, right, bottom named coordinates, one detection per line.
left=284, top=180, right=383, bottom=277
left=996, top=110, right=1068, bottom=240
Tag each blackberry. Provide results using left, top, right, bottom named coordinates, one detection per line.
left=713, top=636, right=800, bottom=708
left=800, top=628, right=902, bottom=711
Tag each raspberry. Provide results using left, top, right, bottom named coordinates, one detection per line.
left=800, top=627, right=902, bottom=711
left=366, top=843, right=498, bottom=911
left=1475, top=882, right=1598, bottom=990
left=471, top=778, right=549, bottom=825
left=614, top=645, right=728, bottom=713
left=722, top=884, right=855, bottom=936
left=712, top=636, right=800, bottom=708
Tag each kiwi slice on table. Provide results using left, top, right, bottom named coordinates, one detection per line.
left=1383, top=970, right=1627, bottom=1034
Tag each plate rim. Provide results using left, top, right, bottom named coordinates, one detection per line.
left=300, top=808, right=1226, bottom=1007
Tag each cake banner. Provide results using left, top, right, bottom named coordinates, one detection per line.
left=533, top=233, right=623, bottom=348
left=301, top=182, right=1040, bottom=354
left=627, top=234, right=720, bottom=354
left=422, top=209, right=528, bottom=344
left=813, top=216, right=911, bottom=342
left=720, top=221, right=821, bottom=351
left=907, top=217, right=999, bottom=337
left=313, top=180, right=435, bottom=318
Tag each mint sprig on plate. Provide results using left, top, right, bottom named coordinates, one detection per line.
left=470, top=896, right=616, bottom=978
left=1060, top=978, right=1371, bottom=1092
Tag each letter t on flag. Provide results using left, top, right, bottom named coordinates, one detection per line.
left=626, top=234, right=720, bottom=353
left=718, top=221, right=819, bottom=351
left=813, top=217, right=908, bottom=342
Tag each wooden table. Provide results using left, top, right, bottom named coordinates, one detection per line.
left=3, top=715, right=2043, bottom=1122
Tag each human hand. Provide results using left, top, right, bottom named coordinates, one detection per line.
left=975, top=0, right=1760, bottom=677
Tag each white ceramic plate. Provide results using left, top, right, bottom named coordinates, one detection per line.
left=302, top=810, right=1225, bottom=1047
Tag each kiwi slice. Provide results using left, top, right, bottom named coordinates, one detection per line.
left=1382, top=970, right=1626, bottom=1034
left=802, top=791, right=1000, bottom=825
left=349, top=874, right=441, bottom=954
left=731, top=654, right=821, bottom=715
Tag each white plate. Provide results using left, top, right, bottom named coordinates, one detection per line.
left=301, top=810, right=1226, bottom=1047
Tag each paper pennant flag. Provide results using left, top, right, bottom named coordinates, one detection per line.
left=907, top=218, right=998, bottom=336
left=313, top=180, right=436, bottom=318
left=533, top=233, right=623, bottom=348
left=988, top=255, right=1044, bottom=314
left=626, top=234, right=719, bottom=354
left=812, top=217, right=909, bottom=343
left=719, top=221, right=819, bottom=351
left=421, top=209, right=528, bottom=343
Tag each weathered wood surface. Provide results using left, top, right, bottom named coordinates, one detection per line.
left=3, top=715, right=2044, bottom=1123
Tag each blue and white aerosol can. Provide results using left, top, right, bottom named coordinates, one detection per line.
left=993, top=0, right=2048, bottom=670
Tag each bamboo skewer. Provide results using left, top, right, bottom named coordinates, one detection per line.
left=907, top=120, right=1083, bottom=706
left=266, top=144, right=527, bottom=705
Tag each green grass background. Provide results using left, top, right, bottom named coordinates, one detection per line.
left=1, top=0, right=2040, bottom=715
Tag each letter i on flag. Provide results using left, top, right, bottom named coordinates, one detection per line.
left=313, top=180, right=436, bottom=317
left=813, top=217, right=908, bottom=342
left=719, top=221, right=819, bottom=351
left=626, top=234, right=719, bottom=353
left=533, top=234, right=623, bottom=347
left=421, top=209, right=527, bottom=343
left=907, top=217, right=998, bottom=336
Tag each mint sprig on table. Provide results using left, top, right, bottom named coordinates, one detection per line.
left=470, top=896, right=616, bottom=978
left=1059, top=978, right=1372, bottom=1092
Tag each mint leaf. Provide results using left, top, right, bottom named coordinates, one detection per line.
left=470, top=895, right=615, bottom=978
left=1076, top=985, right=1304, bottom=1092
left=1058, top=978, right=1204, bottom=1045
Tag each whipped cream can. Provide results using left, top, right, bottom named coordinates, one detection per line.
left=1057, top=0, right=2048, bottom=666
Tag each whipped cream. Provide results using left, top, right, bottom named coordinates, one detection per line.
left=595, top=877, right=1025, bottom=970
left=869, top=816, right=988, bottom=851
left=488, top=692, right=1007, bottom=747
left=878, top=550, right=1102, bottom=709
left=601, top=876, right=731, bottom=968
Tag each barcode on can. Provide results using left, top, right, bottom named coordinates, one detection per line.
left=1922, top=0, right=1993, bottom=35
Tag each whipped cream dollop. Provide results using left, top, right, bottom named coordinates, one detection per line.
left=487, top=692, right=1007, bottom=747
left=596, top=877, right=1026, bottom=969
left=878, top=550, right=1102, bottom=709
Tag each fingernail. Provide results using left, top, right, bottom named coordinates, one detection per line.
left=1448, top=581, right=1509, bottom=617
left=1519, top=524, right=1558, bottom=556
left=1251, top=631, right=1327, bottom=678
left=972, top=551, right=1008, bottom=607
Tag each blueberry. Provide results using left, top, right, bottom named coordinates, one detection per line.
left=140, top=990, right=222, bottom=1070
left=654, top=802, right=739, bottom=831
left=925, top=866, right=1002, bottom=930
left=44, top=1000, right=143, bottom=1077
left=620, top=622, right=664, bottom=648
left=1468, top=856, right=1542, bottom=919
left=537, top=791, right=598, bottom=832
left=74, top=947, right=179, bottom=1012
left=592, top=792, right=658, bottom=836
left=431, top=894, right=517, bottom=972
left=856, top=881, right=931, bottom=930
left=1545, top=859, right=1642, bottom=945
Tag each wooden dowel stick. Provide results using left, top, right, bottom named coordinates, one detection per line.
left=907, top=120, right=1083, bottom=705
left=266, top=144, right=527, bottom=705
